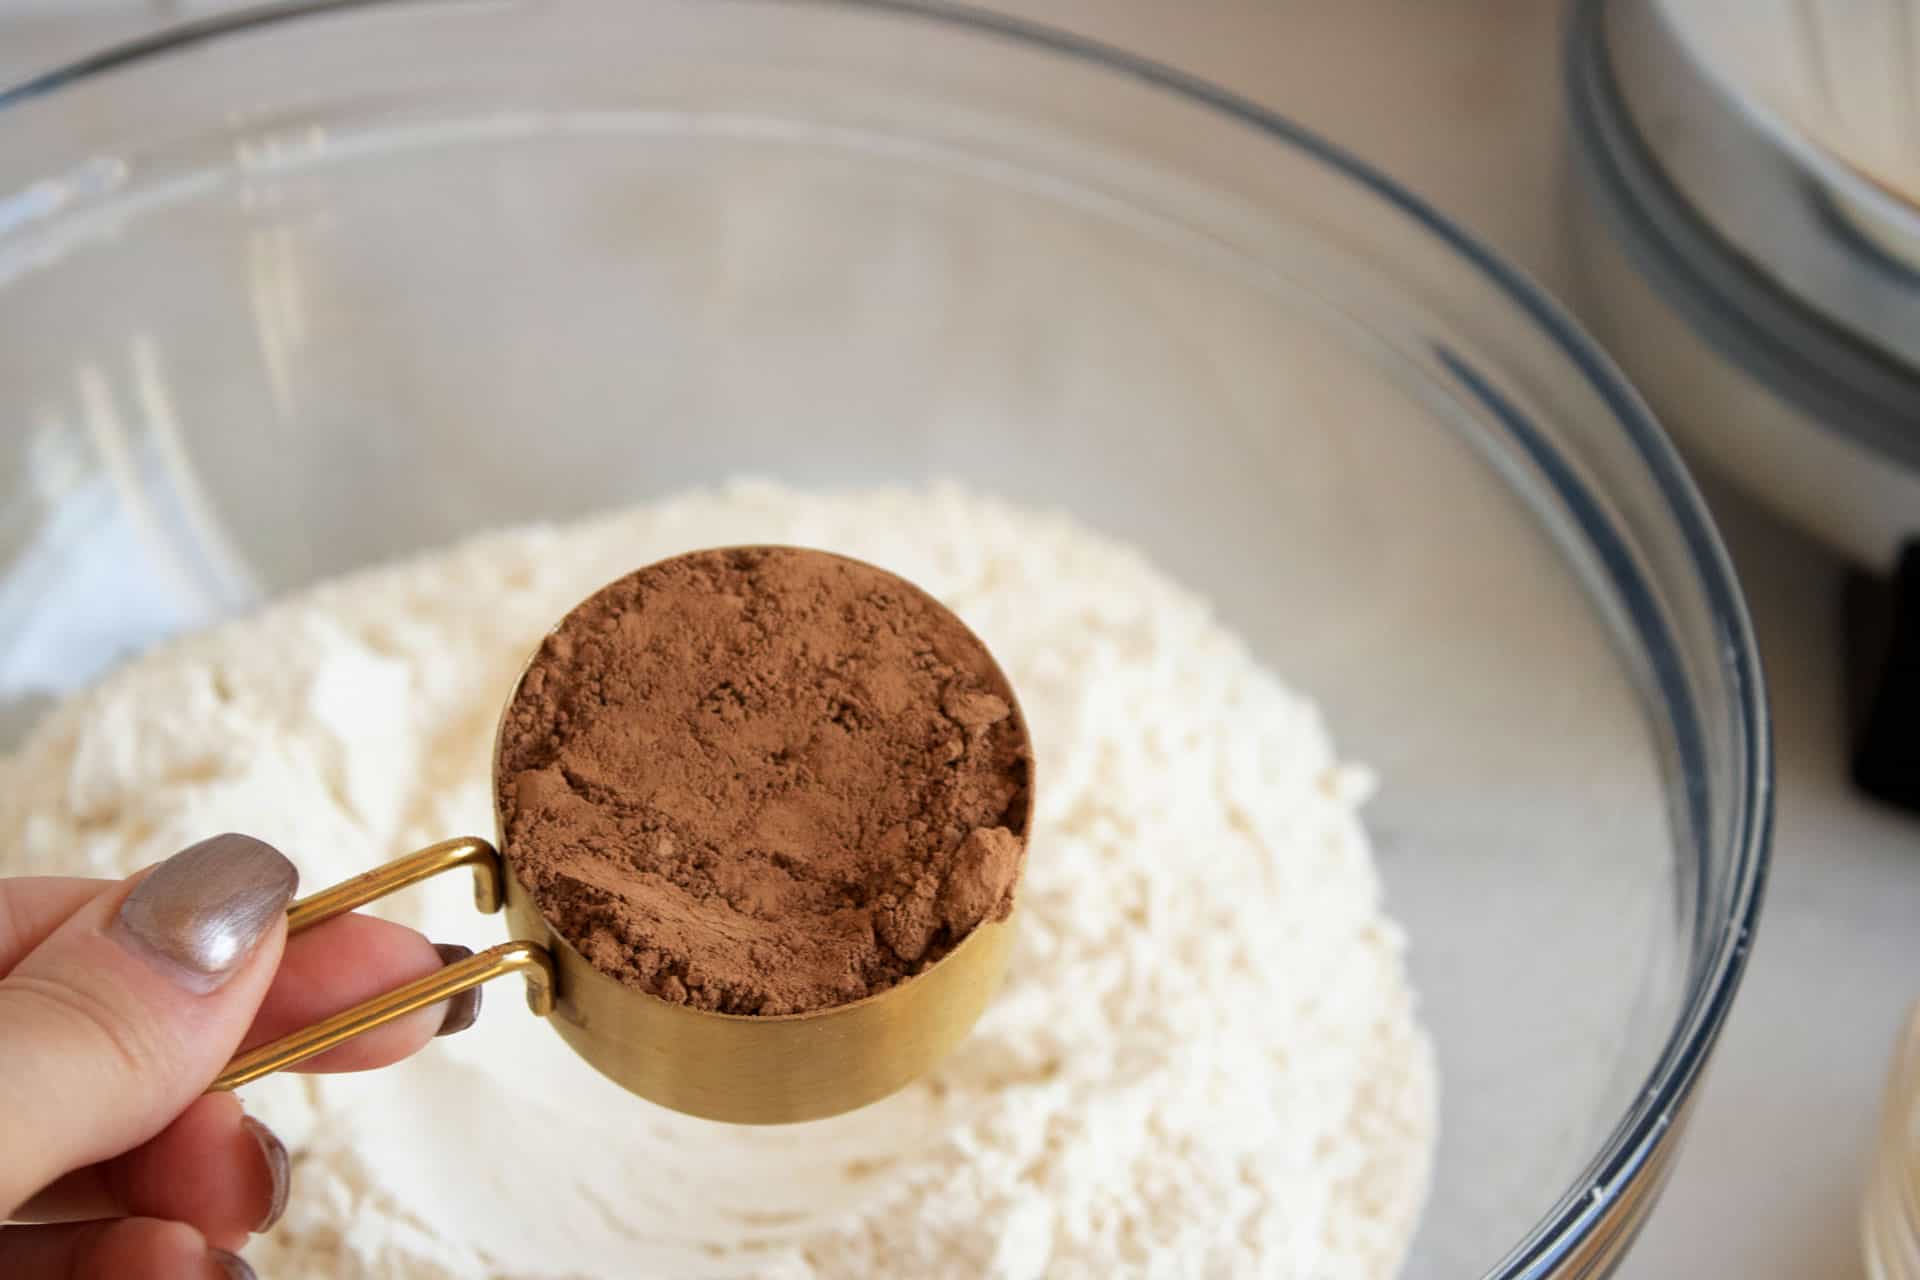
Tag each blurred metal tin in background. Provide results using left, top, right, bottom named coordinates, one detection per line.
left=1564, top=0, right=1920, bottom=575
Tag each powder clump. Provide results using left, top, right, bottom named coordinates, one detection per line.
left=495, top=546, right=1031, bottom=1015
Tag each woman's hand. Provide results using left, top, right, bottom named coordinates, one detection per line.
left=0, top=834, right=481, bottom=1278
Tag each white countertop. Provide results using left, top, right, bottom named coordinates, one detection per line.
left=5, top=4, right=1918, bottom=1276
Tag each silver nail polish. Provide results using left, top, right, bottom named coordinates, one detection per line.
left=210, top=1251, right=257, bottom=1280
left=210, top=1247, right=257, bottom=1280
left=111, top=834, right=299, bottom=993
left=432, top=942, right=482, bottom=1037
left=242, top=1114, right=290, bottom=1233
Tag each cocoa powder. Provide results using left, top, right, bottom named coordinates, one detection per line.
left=495, top=547, right=1032, bottom=1015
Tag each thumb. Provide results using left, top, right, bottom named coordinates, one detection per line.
left=0, top=835, right=297, bottom=1216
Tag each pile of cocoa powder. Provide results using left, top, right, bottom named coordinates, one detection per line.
left=495, top=547, right=1032, bottom=1015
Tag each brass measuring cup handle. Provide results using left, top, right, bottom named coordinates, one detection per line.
left=209, top=837, right=555, bottom=1092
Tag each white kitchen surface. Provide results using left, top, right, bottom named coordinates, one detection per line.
left=4, top=3, right=1916, bottom=1277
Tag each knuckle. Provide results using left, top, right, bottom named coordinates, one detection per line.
left=0, top=975, right=158, bottom=1087
left=0, top=889, right=38, bottom=971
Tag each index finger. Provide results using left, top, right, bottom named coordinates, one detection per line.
left=2, top=876, right=476, bottom=1076
left=239, top=912, right=480, bottom=1074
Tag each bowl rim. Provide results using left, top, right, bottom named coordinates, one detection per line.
left=0, top=3, right=1774, bottom=1275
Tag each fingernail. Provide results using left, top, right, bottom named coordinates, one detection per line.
left=111, top=834, right=299, bottom=993
left=209, top=1248, right=257, bottom=1280
left=432, top=942, right=482, bottom=1037
left=242, top=1114, right=290, bottom=1232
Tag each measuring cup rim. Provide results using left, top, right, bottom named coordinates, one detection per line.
left=487, top=543, right=1037, bottom=1025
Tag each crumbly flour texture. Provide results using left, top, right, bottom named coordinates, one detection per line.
left=0, top=483, right=1436, bottom=1278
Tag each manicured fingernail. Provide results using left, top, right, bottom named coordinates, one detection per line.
left=432, top=943, right=481, bottom=1037
left=242, top=1114, right=289, bottom=1232
left=209, top=1248, right=257, bottom=1280
left=111, top=834, right=299, bottom=993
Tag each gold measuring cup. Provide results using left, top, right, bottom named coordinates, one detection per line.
left=209, top=549, right=1032, bottom=1125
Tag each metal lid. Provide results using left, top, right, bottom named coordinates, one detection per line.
left=1568, top=0, right=1920, bottom=478
left=1601, top=0, right=1920, bottom=372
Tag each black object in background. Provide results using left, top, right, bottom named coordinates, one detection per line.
left=1850, top=542, right=1920, bottom=814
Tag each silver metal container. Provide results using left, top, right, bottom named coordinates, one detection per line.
left=1565, top=0, right=1920, bottom=574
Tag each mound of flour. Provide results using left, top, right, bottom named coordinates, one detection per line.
left=0, top=483, right=1435, bottom=1278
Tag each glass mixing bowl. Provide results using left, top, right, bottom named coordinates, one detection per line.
left=0, top=2, right=1770, bottom=1275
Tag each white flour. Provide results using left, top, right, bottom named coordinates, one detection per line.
left=0, top=483, right=1436, bottom=1278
